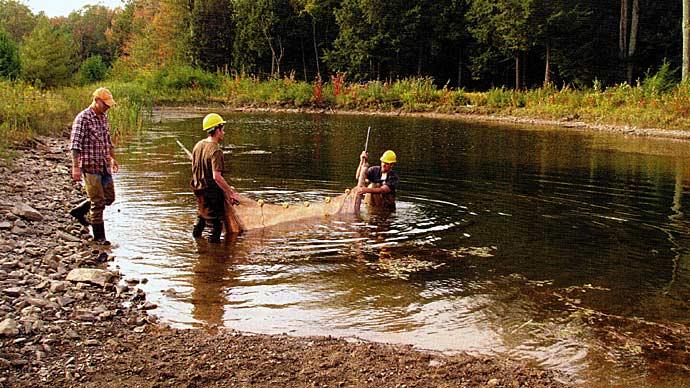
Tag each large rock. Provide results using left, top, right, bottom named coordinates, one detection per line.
left=0, top=318, right=19, bottom=337
left=11, top=203, right=43, bottom=221
left=56, top=231, right=81, bottom=243
left=66, top=268, right=116, bottom=287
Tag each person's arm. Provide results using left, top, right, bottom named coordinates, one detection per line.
left=213, top=170, right=241, bottom=203
left=109, top=146, right=119, bottom=173
left=71, top=150, right=82, bottom=181
left=70, top=114, right=84, bottom=181
left=355, top=151, right=368, bottom=181
left=358, top=184, right=391, bottom=195
left=106, top=127, right=119, bottom=173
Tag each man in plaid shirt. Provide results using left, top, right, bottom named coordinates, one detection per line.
left=69, top=87, right=119, bottom=245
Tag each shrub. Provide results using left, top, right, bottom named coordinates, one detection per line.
left=641, top=60, right=677, bottom=96
left=0, top=29, right=20, bottom=80
left=19, top=21, right=76, bottom=88
left=78, top=55, right=108, bottom=85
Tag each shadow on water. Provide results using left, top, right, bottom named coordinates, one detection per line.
left=108, top=111, right=690, bottom=386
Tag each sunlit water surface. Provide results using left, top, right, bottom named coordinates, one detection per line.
left=107, top=111, right=690, bottom=386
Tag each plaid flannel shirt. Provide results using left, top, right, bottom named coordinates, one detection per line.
left=70, top=108, right=113, bottom=174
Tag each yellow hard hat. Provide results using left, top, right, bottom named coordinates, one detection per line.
left=202, top=113, right=226, bottom=131
left=380, top=150, right=397, bottom=164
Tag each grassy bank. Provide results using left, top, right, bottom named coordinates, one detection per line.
left=125, top=66, right=690, bottom=131
left=1, top=65, right=689, bottom=157
left=0, top=81, right=147, bottom=157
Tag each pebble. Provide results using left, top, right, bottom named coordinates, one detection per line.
left=0, top=319, right=20, bottom=337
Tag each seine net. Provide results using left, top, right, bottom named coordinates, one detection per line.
left=178, top=139, right=365, bottom=235
left=224, top=190, right=361, bottom=233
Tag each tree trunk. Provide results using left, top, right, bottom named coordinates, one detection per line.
left=312, top=17, right=320, bottom=78
left=685, top=0, right=690, bottom=81
left=457, top=46, right=463, bottom=88
left=544, top=43, right=551, bottom=86
left=417, top=45, right=423, bottom=75
left=522, top=51, right=527, bottom=89
left=301, top=38, right=307, bottom=80
left=514, top=53, right=521, bottom=90
left=262, top=28, right=276, bottom=77
left=627, top=0, right=639, bottom=84
left=276, top=37, right=284, bottom=76
left=619, top=0, right=628, bottom=60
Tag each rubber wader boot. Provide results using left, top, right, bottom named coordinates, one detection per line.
left=69, top=200, right=91, bottom=226
left=192, top=217, right=206, bottom=238
left=208, top=219, right=222, bottom=243
left=91, top=223, right=111, bottom=246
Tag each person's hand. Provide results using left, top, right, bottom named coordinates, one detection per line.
left=355, top=186, right=367, bottom=196
left=229, top=191, right=241, bottom=205
left=111, top=158, right=120, bottom=173
left=359, top=151, right=368, bottom=161
left=71, top=166, right=81, bottom=182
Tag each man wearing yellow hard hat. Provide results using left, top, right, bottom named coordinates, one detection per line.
left=354, top=149, right=399, bottom=209
left=190, top=113, right=241, bottom=243
left=68, top=87, right=118, bottom=245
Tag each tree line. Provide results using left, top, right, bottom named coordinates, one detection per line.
left=0, top=0, right=687, bottom=90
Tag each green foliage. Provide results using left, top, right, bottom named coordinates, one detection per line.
left=231, top=0, right=301, bottom=77
left=224, top=74, right=314, bottom=107
left=0, top=28, right=20, bottom=79
left=190, top=0, right=234, bottom=71
left=146, top=65, right=222, bottom=91
left=19, top=21, right=77, bottom=88
left=0, top=0, right=37, bottom=42
left=78, top=55, right=109, bottom=85
left=640, top=60, right=677, bottom=96
left=0, top=80, right=147, bottom=155
left=0, top=80, right=71, bottom=150
left=63, top=5, right=116, bottom=64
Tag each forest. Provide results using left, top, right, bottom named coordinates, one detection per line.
left=0, top=0, right=684, bottom=89
left=1, top=0, right=690, bottom=151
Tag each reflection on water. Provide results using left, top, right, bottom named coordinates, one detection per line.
left=108, top=111, right=690, bottom=386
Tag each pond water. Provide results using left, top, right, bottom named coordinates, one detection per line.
left=108, top=111, right=690, bottom=386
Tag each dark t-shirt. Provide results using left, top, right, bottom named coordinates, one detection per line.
left=190, top=139, right=224, bottom=190
left=366, top=165, right=399, bottom=195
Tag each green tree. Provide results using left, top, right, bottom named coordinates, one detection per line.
left=467, top=0, right=535, bottom=89
left=324, top=0, right=408, bottom=80
left=109, top=1, right=137, bottom=58
left=232, top=0, right=299, bottom=77
left=324, top=0, right=463, bottom=82
left=0, top=28, right=19, bottom=79
left=190, top=0, right=234, bottom=71
left=293, top=0, right=339, bottom=78
left=0, top=0, right=37, bottom=43
left=20, top=20, right=77, bottom=87
left=62, top=5, right=117, bottom=64
left=78, top=55, right=108, bottom=84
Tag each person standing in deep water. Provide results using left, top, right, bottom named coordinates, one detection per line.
left=69, top=87, right=119, bottom=245
left=354, top=149, right=399, bottom=210
left=190, top=113, right=241, bottom=243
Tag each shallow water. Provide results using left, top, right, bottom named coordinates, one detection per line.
left=108, top=111, right=690, bottom=386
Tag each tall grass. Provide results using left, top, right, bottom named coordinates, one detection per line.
left=4, top=63, right=690, bottom=158
left=0, top=80, right=147, bottom=158
left=0, top=81, right=71, bottom=152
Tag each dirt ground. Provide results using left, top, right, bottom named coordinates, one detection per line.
left=0, top=135, right=569, bottom=387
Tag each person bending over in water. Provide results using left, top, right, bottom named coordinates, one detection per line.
left=354, top=150, right=399, bottom=211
